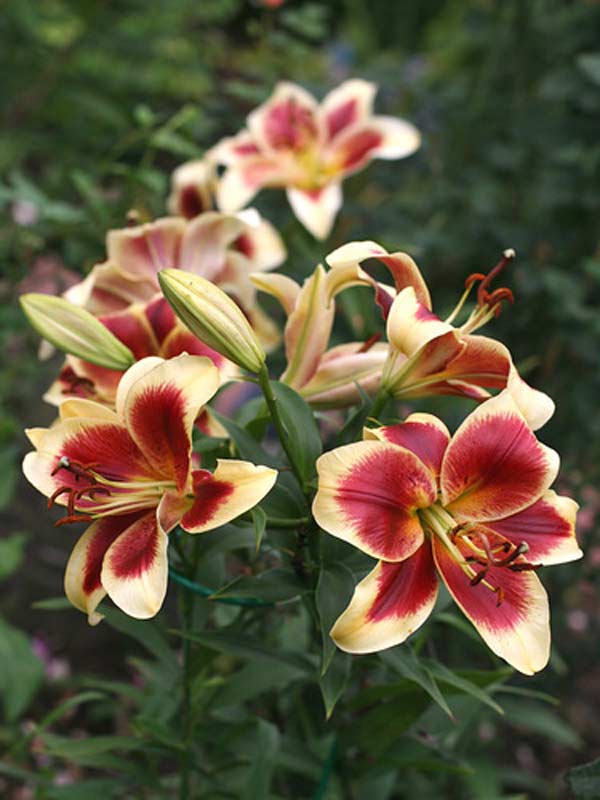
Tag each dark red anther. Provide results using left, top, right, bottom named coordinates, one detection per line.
left=465, top=249, right=516, bottom=312
left=54, top=513, right=94, bottom=527
left=470, top=569, right=488, bottom=586
left=495, top=586, right=505, bottom=607
left=508, top=562, right=541, bottom=572
left=356, top=332, right=382, bottom=354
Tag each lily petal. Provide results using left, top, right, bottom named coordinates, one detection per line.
left=299, top=342, right=388, bottom=408
left=441, top=391, right=560, bottom=522
left=181, top=460, right=277, bottom=533
left=101, top=512, right=169, bottom=619
left=364, top=413, right=450, bottom=477
left=320, top=79, right=377, bottom=141
left=119, top=355, right=220, bottom=490
left=328, top=117, right=420, bottom=176
left=313, top=441, right=436, bottom=562
left=432, top=536, right=550, bottom=675
left=107, top=218, right=185, bottom=281
left=286, top=184, right=342, bottom=240
left=331, top=543, right=438, bottom=654
left=481, top=490, right=582, bottom=566
left=64, top=512, right=145, bottom=624
left=248, top=82, right=321, bottom=153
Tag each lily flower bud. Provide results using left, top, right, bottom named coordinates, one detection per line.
left=158, top=268, right=266, bottom=373
left=20, top=293, right=135, bottom=370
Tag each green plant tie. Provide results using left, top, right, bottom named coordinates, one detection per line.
left=168, top=567, right=274, bottom=608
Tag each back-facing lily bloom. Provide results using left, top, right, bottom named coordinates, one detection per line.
left=326, top=242, right=554, bottom=430
left=313, top=391, right=581, bottom=674
left=65, top=211, right=285, bottom=349
left=23, top=355, right=277, bottom=623
left=212, top=79, right=421, bottom=239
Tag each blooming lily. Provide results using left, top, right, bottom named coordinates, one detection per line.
left=65, top=211, right=285, bottom=349
left=23, top=355, right=277, bottom=623
left=326, top=242, right=554, bottom=429
left=212, top=80, right=420, bottom=239
left=313, top=391, right=581, bottom=674
left=45, top=296, right=237, bottom=412
left=251, top=264, right=390, bottom=408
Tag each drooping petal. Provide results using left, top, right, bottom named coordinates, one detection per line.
left=506, top=364, right=555, bottom=431
left=64, top=512, right=145, bottom=624
left=432, top=536, right=550, bottom=675
left=118, top=355, right=220, bottom=490
left=331, top=543, right=438, bottom=654
left=440, top=391, right=560, bottom=522
left=101, top=512, right=169, bottom=619
left=251, top=272, right=301, bottom=315
left=313, top=441, right=436, bottom=562
left=181, top=460, right=277, bottom=534
left=326, top=242, right=430, bottom=309
left=299, top=342, right=388, bottom=408
left=364, top=413, right=450, bottom=477
left=481, top=490, right=581, bottom=566
left=280, top=265, right=335, bottom=389
left=106, top=218, right=185, bottom=281
left=386, top=287, right=451, bottom=356
left=286, top=184, right=342, bottom=240
left=320, top=79, right=377, bottom=142
left=248, top=82, right=321, bottom=153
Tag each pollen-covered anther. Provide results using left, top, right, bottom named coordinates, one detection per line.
left=49, top=458, right=112, bottom=526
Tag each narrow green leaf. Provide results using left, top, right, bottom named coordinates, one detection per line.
left=269, top=381, right=322, bottom=482
left=0, top=617, right=43, bottom=721
left=251, top=506, right=267, bottom=554
left=315, top=562, right=355, bottom=675
left=319, top=651, right=351, bottom=720
left=211, top=568, right=305, bottom=603
left=212, top=410, right=279, bottom=467
left=379, top=648, right=454, bottom=720
left=242, top=720, right=280, bottom=800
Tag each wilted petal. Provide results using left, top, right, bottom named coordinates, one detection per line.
left=441, top=391, right=560, bottom=522
left=331, top=544, right=438, bottom=654
left=313, top=441, right=436, bottom=562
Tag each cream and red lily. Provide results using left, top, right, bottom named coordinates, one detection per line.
left=212, top=79, right=420, bottom=239
left=23, top=355, right=277, bottom=623
left=326, top=242, right=554, bottom=429
left=45, top=296, right=237, bottom=417
left=251, top=264, right=390, bottom=408
left=168, top=158, right=216, bottom=219
left=65, top=211, right=285, bottom=349
left=313, top=391, right=581, bottom=674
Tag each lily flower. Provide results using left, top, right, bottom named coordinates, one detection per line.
left=23, top=355, right=277, bottom=623
left=44, top=297, right=238, bottom=413
left=212, top=80, right=420, bottom=239
left=65, top=211, right=285, bottom=349
left=326, top=242, right=554, bottom=429
left=251, top=265, right=390, bottom=408
left=313, top=392, right=581, bottom=674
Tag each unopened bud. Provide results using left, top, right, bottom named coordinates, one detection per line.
left=158, top=269, right=266, bottom=373
left=20, top=294, right=135, bottom=370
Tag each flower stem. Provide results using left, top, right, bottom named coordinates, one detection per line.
left=257, top=364, right=306, bottom=493
left=368, top=387, right=390, bottom=421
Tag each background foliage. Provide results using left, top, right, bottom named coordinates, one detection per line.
left=2, top=0, right=600, bottom=797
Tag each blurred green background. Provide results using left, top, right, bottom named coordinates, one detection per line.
left=2, top=1, right=600, bottom=797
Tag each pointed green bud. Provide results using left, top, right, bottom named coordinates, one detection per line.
left=20, top=293, right=135, bottom=370
left=158, top=269, right=266, bottom=373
